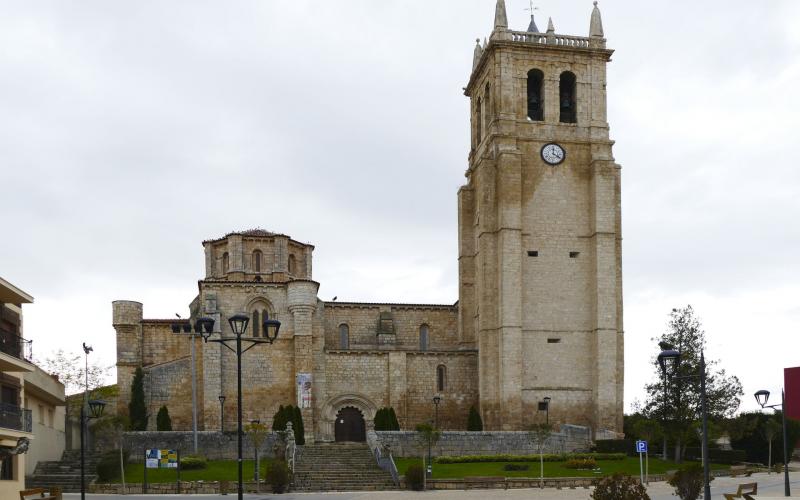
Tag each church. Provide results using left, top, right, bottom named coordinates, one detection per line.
left=113, top=0, right=624, bottom=443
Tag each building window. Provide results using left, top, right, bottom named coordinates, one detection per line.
left=484, top=83, right=491, bottom=126
left=253, top=250, right=262, bottom=272
left=288, top=254, right=297, bottom=275
left=48, top=408, right=54, bottom=428
left=0, top=451, right=12, bottom=480
left=559, top=71, right=577, bottom=123
left=475, top=97, right=483, bottom=144
left=339, top=324, right=349, bottom=350
left=252, top=310, right=260, bottom=337
left=419, top=324, right=429, bottom=351
left=222, top=252, right=230, bottom=274
left=437, top=365, right=447, bottom=391
left=527, top=69, right=544, bottom=121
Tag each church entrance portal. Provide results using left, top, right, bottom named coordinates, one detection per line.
left=334, top=406, right=366, bottom=442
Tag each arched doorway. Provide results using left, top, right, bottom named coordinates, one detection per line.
left=334, top=406, right=366, bottom=442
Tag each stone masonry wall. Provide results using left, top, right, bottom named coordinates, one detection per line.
left=122, top=431, right=279, bottom=462
left=376, top=425, right=592, bottom=457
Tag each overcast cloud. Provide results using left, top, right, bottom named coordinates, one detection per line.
left=2, top=0, right=798, bottom=414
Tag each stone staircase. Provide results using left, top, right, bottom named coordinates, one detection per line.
left=292, top=442, right=396, bottom=492
left=27, top=449, right=103, bottom=492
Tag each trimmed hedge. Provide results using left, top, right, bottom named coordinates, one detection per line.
left=503, top=463, right=530, bottom=471
left=180, top=455, right=207, bottom=470
left=96, top=450, right=129, bottom=482
left=595, top=439, right=635, bottom=455
left=684, top=448, right=746, bottom=464
left=434, top=452, right=626, bottom=464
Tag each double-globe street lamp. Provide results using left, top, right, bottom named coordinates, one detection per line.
left=432, top=395, right=442, bottom=429
left=657, top=347, right=711, bottom=500
left=754, top=389, right=790, bottom=497
left=196, top=313, right=280, bottom=500
left=538, top=396, right=552, bottom=425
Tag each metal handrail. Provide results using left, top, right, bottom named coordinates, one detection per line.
left=0, top=402, right=32, bottom=432
left=0, top=331, right=32, bottom=361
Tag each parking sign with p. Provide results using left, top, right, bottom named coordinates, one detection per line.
left=636, top=440, right=648, bottom=453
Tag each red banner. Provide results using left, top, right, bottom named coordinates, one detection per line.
left=785, top=366, right=800, bottom=420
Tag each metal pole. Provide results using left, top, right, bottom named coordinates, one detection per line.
left=220, top=398, right=224, bottom=433
left=434, top=403, right=438, bottom=429
left=782, top=390, right=790, bottom=497
left=546, top=404, right=549, bottom=426
left=191, top=334, right=198, bottom=454
left=237, top=335, right=243, bottom=500
left=80, top=406, right=85, bottom=500
left=700, top=352, right=710, bottom=500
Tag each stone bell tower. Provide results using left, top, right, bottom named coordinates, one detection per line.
left=458, top=0, right=623, bottom=434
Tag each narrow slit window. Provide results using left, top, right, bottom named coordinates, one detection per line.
left=252, top=310, right=260, bottom=337
left=527, top=250, right=539, bottom=257
left=547, top=338, right=561, bottom=344
left=569, top=251, right=580, bottom=258
left=437, top=365, right=447, bottom=391
left=475, top=98, right=483, bottom=144
left=339, top=324, right=349, bottom=350
left=222, top=252, right=230, bottom=274
left=419, top=324, right=429, bottom=351
left=253, top=250, right=262, bottom=272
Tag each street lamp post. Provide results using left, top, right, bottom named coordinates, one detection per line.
left=198, top=314, right=281, bottom=500
left=658, top=348, right=711, bottom=500
left=432, top=395, right=442, bottom=429
left=541, top=397, right=551, bottom=425
left=80, top=399, right=106, bottom=500
left=219, top=395, right=226, bottom=433
left=754, top=389, right=791, bottom=497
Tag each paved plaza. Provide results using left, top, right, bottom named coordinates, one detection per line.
left=62, top=471, right=798, bottom=499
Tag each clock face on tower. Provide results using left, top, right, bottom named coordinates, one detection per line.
left=541, top=143, right=566, bottom=165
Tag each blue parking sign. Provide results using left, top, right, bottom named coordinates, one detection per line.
left=636, top=440, right=648, bottom=453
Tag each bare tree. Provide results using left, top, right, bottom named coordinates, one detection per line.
left=528, top=422, right=552, bottom=488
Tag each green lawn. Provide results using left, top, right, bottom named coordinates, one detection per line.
left=394, top=457, right=728, bottom=479
left=109, top=459, right=274, bottom=484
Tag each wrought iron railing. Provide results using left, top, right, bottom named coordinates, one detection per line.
left=0, top=402, right=32, bottom=432
left=0, top=330, right=32, bottom=361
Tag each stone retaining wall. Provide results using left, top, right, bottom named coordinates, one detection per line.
left=91, top=481, right=268, bottom=494
left=376, top=425, right=592, bottom=457
left=121, top=431, right=280, bottom=462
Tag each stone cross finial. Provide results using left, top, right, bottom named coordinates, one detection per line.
left=472, top=38, right=483, bottom=71
left=546, top=17, right=555, bottom=33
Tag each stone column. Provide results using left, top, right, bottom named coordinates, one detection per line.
left=288, top=280, right=320, bottom=443
left=113, top=300, right=143, bottom=418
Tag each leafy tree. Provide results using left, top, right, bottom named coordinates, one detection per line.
left=41, top=348, right=110, bottom=396
left=467, top=406, right=483, bottom=431
left=272, top=405, right=287, bottom=432
left=729, top=411, right=800, bottom=466
left=416, top=422, right=441, bottom=472
left=128, top=367, right=148, bottom=431
left=528, top=422, right=552, bottom=487
left=641, top=306, right=743, bottom=461
left=156, top=406, right=172, bottom=431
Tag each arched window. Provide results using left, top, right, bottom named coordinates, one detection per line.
left=339, top=324, right=349, bottom=349
left=419, top=324, right=429, bottom=351
left=527, top=69, right=544, bottom=121
left=253, top=250, right=262, bottom=273
left=559, top=71, right=577, bottom=123
left=288, top=254, right=297, bottom=275
left=252, top=310, right=260, bottom=337
left=484, top=83, right=491, bottom=125
left=475, top=97, right=482, bottom=144
left=437, top=365, right=447, bottom=391
left=222, top=252, right=230, bottom=274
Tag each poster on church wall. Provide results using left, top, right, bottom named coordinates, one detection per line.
left=296, top=373, right=312, bottom=408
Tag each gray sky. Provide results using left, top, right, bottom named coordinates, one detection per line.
left=2, top=0, right=799, bottom=414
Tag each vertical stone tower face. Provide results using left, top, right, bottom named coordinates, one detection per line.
left=459, top=1, right=623, bottom=433
left=113, top=300, right=143, bottom=417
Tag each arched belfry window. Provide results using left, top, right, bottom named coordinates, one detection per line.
left=252, top=310, right=260, bottom=336
left=527, top=69, right=544, bottom=121
left=559, top=71, right=577, bottom=123
left=475, top=97, right=483, bottom=144
left=253, top=250, right=262, bottom=272
left=339, top=324, right=349, bottom=349
left=437, top=365, right=447, bottom=391
left=222, top=252, right=230, bottom=274
left=419, top=324, right=429, bottom=351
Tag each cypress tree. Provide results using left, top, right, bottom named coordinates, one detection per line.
left=129, top=367, right=148, bottom=431
left=374, top=408, right=384, bottom=430
left=156, top=405, right=172, bottom=431
left=292, top=405, right=305, bottom=445
left=467, top=406, right=483, bottom=431
left=272, top=405, right=286, bottom=432
left=388, top=407, right=400, bottom=430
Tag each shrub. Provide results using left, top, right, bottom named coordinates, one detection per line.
left=292, top=405, right=305, bottom=445
left=156, top=405, right=172, bottom=431
left=405, top=463, right=425, bottom=491
left=595, top=439, right=634, bottom=455
left=180, top=455, right=207, bottom=470
left=467, top=406, right=483, bottom=431
left=266, top=460, right=290, bottom=493
left=565, top=458, right=597, bottom=469
left=667, top=463, right=710, bottom=500
left=503, top=463, right=530, bottom=471
left=592, top=473, right=650, bottom=500
left=96, top=450, right=128, bottom=482
left=387, top=407, right=400, bottom=430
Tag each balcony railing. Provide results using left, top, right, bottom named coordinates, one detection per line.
left=0, top=402, right=32, bottom=433
left=0, top=331, right=33, bottom=362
